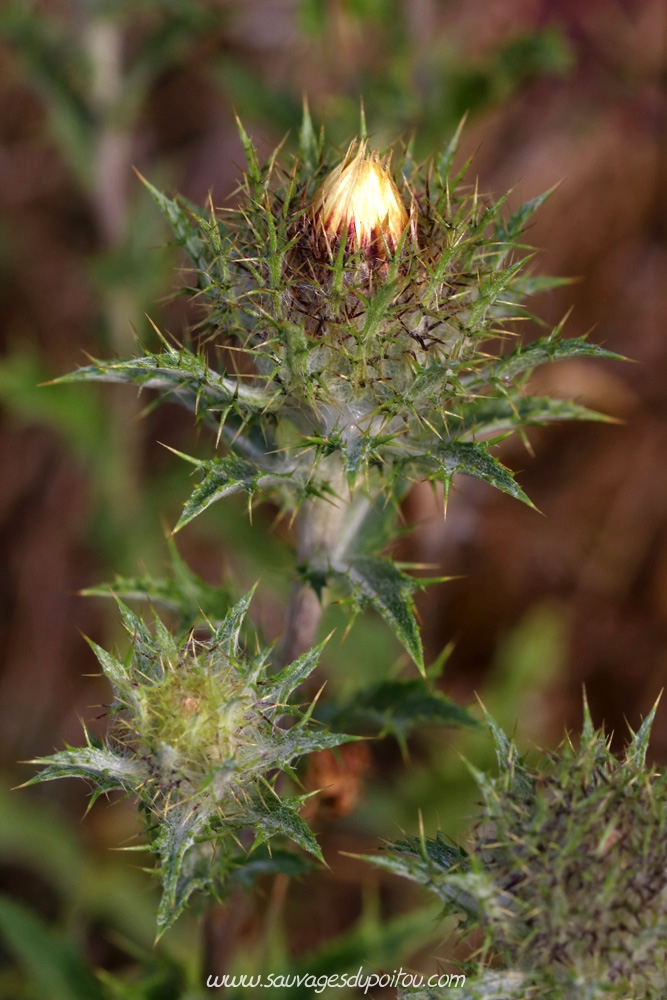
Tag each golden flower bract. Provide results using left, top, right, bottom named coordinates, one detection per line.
left=313, top=140, right=408, bottom=254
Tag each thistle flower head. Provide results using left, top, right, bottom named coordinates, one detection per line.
left=63, top=113, right=622, bottom=677
left=312, top=140, right=409, bottom=257
left=379, top=704, right=667, bottom=999
left=30, top=591, right=353, bottom=933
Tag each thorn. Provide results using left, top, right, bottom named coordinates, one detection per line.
left=359, top=96, right=367, bottom=140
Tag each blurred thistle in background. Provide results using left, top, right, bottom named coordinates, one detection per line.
left=1, top=0, right=667, bottom=997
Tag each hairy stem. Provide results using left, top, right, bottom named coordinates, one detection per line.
left=280, top=458, right=365, bottom=665
left=281, top=578, right=323, bottom=667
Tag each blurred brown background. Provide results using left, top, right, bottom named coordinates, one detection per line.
left=2, top=0, right=667, bottom=991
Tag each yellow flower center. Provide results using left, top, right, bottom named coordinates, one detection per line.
left=313, top=141, right=409, bottom=253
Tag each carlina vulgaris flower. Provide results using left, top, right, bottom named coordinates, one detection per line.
left=311, top=139, right=411, bottom=266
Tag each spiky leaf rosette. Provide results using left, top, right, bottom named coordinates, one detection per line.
left=56, top=110, right=622, bottom=669
left=365, top=703, right=667, bottom=1000
left=28, top=591, right=352, bottom=934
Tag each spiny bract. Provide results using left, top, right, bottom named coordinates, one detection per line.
left=29, top=591, right=353, bottom=933
left=367, top=703, right=667, bottom=1000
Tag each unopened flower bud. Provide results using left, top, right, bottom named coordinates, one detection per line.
left=312, top=141, right=408, bottom=260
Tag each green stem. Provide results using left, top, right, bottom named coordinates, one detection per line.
left=279, top=458, right=367, bottom=665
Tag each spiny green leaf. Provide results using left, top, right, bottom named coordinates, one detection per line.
left=137, top=172, right=210, bottom=281
left=359, top=837, right=474, bottom=913
left=424, top=440, right=535, bottom=508
left=625, top=695, right=661, bottom=768
left=580, top=688, right=596, bottom=744
left=331, top=678, right=478, bottom=740
left=341, top=429, right=394, bottom=487
left=174, top=453, right=297, bottom=531
left=54, top=350, right=270, bottom=419
left=210, top=587, right=256, bottom=658
left=299, top=97, right=319, bottom=175
left=436, top=113, right=467, bottom=183
left=151, top=611, right=181, bottom=664
left=405, top=360, right=459, bottom=407
left=457, top=394, right=613, bottom=441
left=360, top=279, right=401, bottom=341
left=266, top=637, right=328, bottom=702
left=466, top=258, right=529, bottom=330
left=115, top=597, right=166, bottom=680
left=28, top=745, right=143, bottom=793
left=281, top=321, right=313, bottom=397
left=155, top=817, right=211, bottom=935
left=510, top=273, right=574, bottom=297
left=492, top=334, right=627, bottom=382
left=477, top=706, right=533, bottom=799
left=83, top=638, right=128, bottom=689
left=266, top=728, right=354, bottom=767
left=246, top=793, right=324, bottom=863
left=337, top=555, right=425, bottom=674
left=235, top=114, right=262, bottom=196
left=392, top=830, right=467, bottom=873
left=469, top=189, right=512, bottom=240
left=82, top=538, right=231, bottom=627
left=495, top=187, right=556, bottom=245
left=227, top=846, right=316, bottom=890
left=479, top=703, right=513, bottom=771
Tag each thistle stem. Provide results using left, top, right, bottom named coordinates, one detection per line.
left=281, top=578, right=323, bottom=666
left=279, top=458, right=364, bottom=665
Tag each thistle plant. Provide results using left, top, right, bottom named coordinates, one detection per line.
left=367, top=703, right=667, bottom=1000
left=28, top=108, right=621, bottom=938
left=53, top=108, right=618, bottom=674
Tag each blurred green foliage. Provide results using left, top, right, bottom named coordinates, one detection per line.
left=0, top=782, right=198, bottom=999
left=296, top=0, right=571, bottom=154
